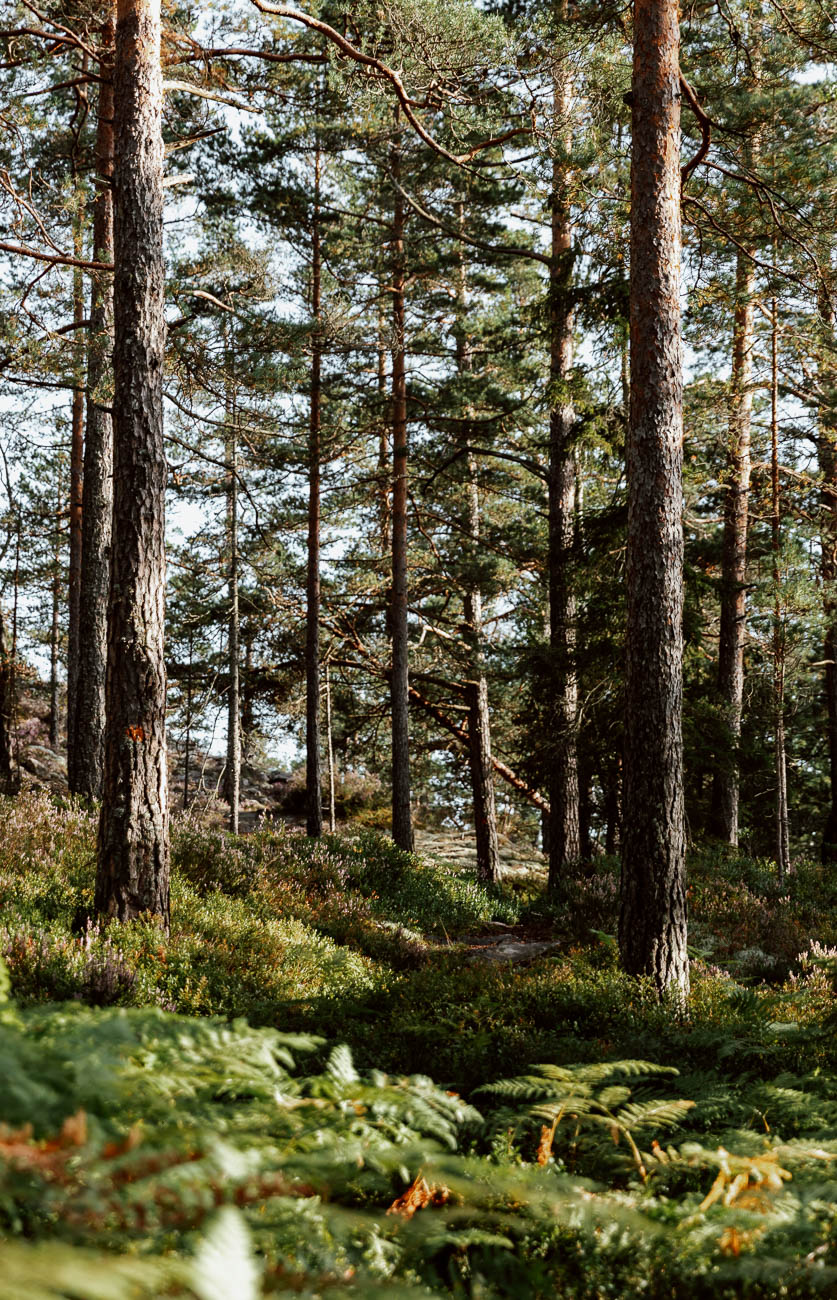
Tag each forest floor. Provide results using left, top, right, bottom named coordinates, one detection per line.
left=5, top=712, right=837, bottom=1292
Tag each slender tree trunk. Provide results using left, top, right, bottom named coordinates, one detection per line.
left=66, top=252, right=85, bottom=770
left=183, top=627, right=192, bottom=810
left=818, top=286, right=837, bottom=861
left=305, top=140, right=323, bottom=838
left=465, top=461, right=501, bottom=884
left=0, top=608, right=11, bottom=784
left=74, top=11, right=115, bottom=799
left=618, top=0, right=689, bottom=1001
left=49, top=462, right=63, bottom=747
left=547, top=31, right=581, bottom=887
left=326, top=660, right=336, bottom=832
left=95, top=0, right=169, bottom=925
left=10, top=518, right=20, bottom=786
left=226, top=408, right=240, bottom=835
left=771, top=293, right=790, bottom=880
left=390, top=131, right=413, bottom=851
left=455, top=224, right=500, bottom=884
left=710, top=254, right=755, bottom=844
left=241, top=633, right=255, bottom=760
left=377, top=303, right=390, bottom=568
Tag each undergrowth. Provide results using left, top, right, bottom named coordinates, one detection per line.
left=4, top=797, right=837, bottom=1293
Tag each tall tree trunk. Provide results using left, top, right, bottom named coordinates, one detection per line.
left=710, top=254, right=755, bottom=844
left=618, top=0, right=689, bottom=1002
left=771, top=292, right=790, bottom=880
left=818, top=286, right=837, bottom=862
left=547, top=30, right=581, bottom=887
left=74, top=11, right=115, bottom=799
left=377, top=303, right=390, bottom=569
left=226, top=407, right=240, bottom=835
left=66, top=255, right=85, bottom=771
left=49, top=461, right=63, bottom=748
left=465, top=459, right=501, bottom=884
left=95, top=0, right=169, bottom=925
left=455, top=222, right=500, bottom=884
left=305, top=139, right=323, bottom=838
left=389, top=131, right=413, bottom=851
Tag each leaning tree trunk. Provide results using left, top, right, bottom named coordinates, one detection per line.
left=818, top=286, right=837, bottom=862
left=305, top=136, right=323, bottom=838
left=710, top=253, right=755, bottom=845
left=547, top=32, right=581, bottom=887
left=95, top=0, right=169, bottom=925
left=618, top=0, right=689, bottom=1002
left=73, top=10, right=115, bottom=800
left=389, top=131, right=413, bottom=852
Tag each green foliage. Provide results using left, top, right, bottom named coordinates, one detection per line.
left=6, top=801, right=837, bottom=1291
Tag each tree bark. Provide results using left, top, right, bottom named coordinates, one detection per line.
left=73, top=11, right=115, bottom=799
left=183, top=627, right=192, bottom=810
left=66, top=255, right=85, bottom=771
left=710, top=254, right=755, bottom=844
left=465, top=462, right=501, bottom=885
left=771, top=292, right=790, bottom=881
left=49, top=462, right=63, bottom=747
left=618, top=0, right=689, bottom=1002
left=377, top=303, right=390, bottom=569
left=547, top=8, right=581, bottom=889
left=305, top=138, right=323, bottom=838
left=225, top=405, right=241, bottom=835
left=389, top=131, right=413, bottom=851
left=818, top=287, right=837, bottom=862
left=0, top=608, right=11, bottom=785
left=455, top=224, right=500, bottom=884
left=95, top=0, right=169, bottom=925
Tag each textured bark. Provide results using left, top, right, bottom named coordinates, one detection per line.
left=66, top=254, right=85, bottom=770
left=618, top=0, right=689, bottom=1001
left=305, top=147, right=323, bottom=838
left=377, top=304, right=390, bottom=567
left=95, top=0, right=169, bottom=924
left=389, top=135, right=413, bottom=851
left=49, top=465, right=63, bottom=747
left=818, top=288, right=837, bottom=862
left=73, top=12, right=115, bottom=799
left=547, top=45, right=580, bottom=886
left=710, top=254, right=754, bottom=844
left=770, top=294, right=790, bottom=881
left=225, top=411, right=241, bottom=835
